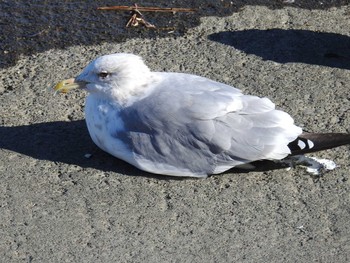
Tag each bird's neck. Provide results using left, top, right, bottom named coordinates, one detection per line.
left=110, top=72, right=159, bottom=106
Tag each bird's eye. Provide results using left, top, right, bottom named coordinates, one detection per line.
left=98, top=71, right=109, bottom=79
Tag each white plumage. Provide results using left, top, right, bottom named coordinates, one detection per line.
left=56, top=53, right=303, bottom=177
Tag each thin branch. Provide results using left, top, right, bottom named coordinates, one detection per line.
left=97, top=5, right=197, bottom=13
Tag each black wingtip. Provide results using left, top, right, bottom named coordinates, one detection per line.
left=288, top=133, right=350, bottom=155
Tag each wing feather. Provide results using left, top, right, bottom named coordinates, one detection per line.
left=119, top=72, right=302, bottom=175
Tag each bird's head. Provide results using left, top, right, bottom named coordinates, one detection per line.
left=54, top=53, right=152, bottom=102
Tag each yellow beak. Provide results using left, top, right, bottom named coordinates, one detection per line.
left=54, top=78, right=85, bottom=93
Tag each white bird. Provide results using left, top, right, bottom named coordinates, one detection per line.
left=54, top=53, right=350, bottom=178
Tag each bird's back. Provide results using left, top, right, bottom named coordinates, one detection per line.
left=114, top=72, right=302, bottom=177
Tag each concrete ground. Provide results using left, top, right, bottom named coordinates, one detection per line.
left=1, top=1, right=350, bottom=262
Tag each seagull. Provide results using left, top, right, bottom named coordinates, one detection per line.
left=54, top=53, right=350, bottom=177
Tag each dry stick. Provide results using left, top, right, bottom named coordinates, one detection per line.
left=97, top=5, right=197, bottom=13
left=98, top=4, right=196, bottom=29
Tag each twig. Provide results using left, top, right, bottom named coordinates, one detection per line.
left=97, top=5, right=197, bottom=13
left=98, top=4, right=196, bottom=29
left=125, top=9, right=156, bottom=28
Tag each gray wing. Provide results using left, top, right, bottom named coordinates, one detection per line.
left=119, top=72, right=302, bottom=175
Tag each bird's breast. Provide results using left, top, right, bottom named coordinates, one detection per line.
left=84, top=96, right=132, bottom=159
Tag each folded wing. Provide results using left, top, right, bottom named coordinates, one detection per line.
left=119, top=72, right=302, bottom=175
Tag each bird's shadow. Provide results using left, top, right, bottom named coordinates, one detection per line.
left=0, top=120, right=290, bottom=179
left=0, top=120, right=152, bottom=178
left=208, top=29, right=350, bottom=70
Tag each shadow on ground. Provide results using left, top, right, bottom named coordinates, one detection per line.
left=208, top=29, right=350, bottom=70
left=1, top=0, right=349, bottom=68
left=0, top=120, right=292, bottom=179
left=0, top=120, right=146, bottom=177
